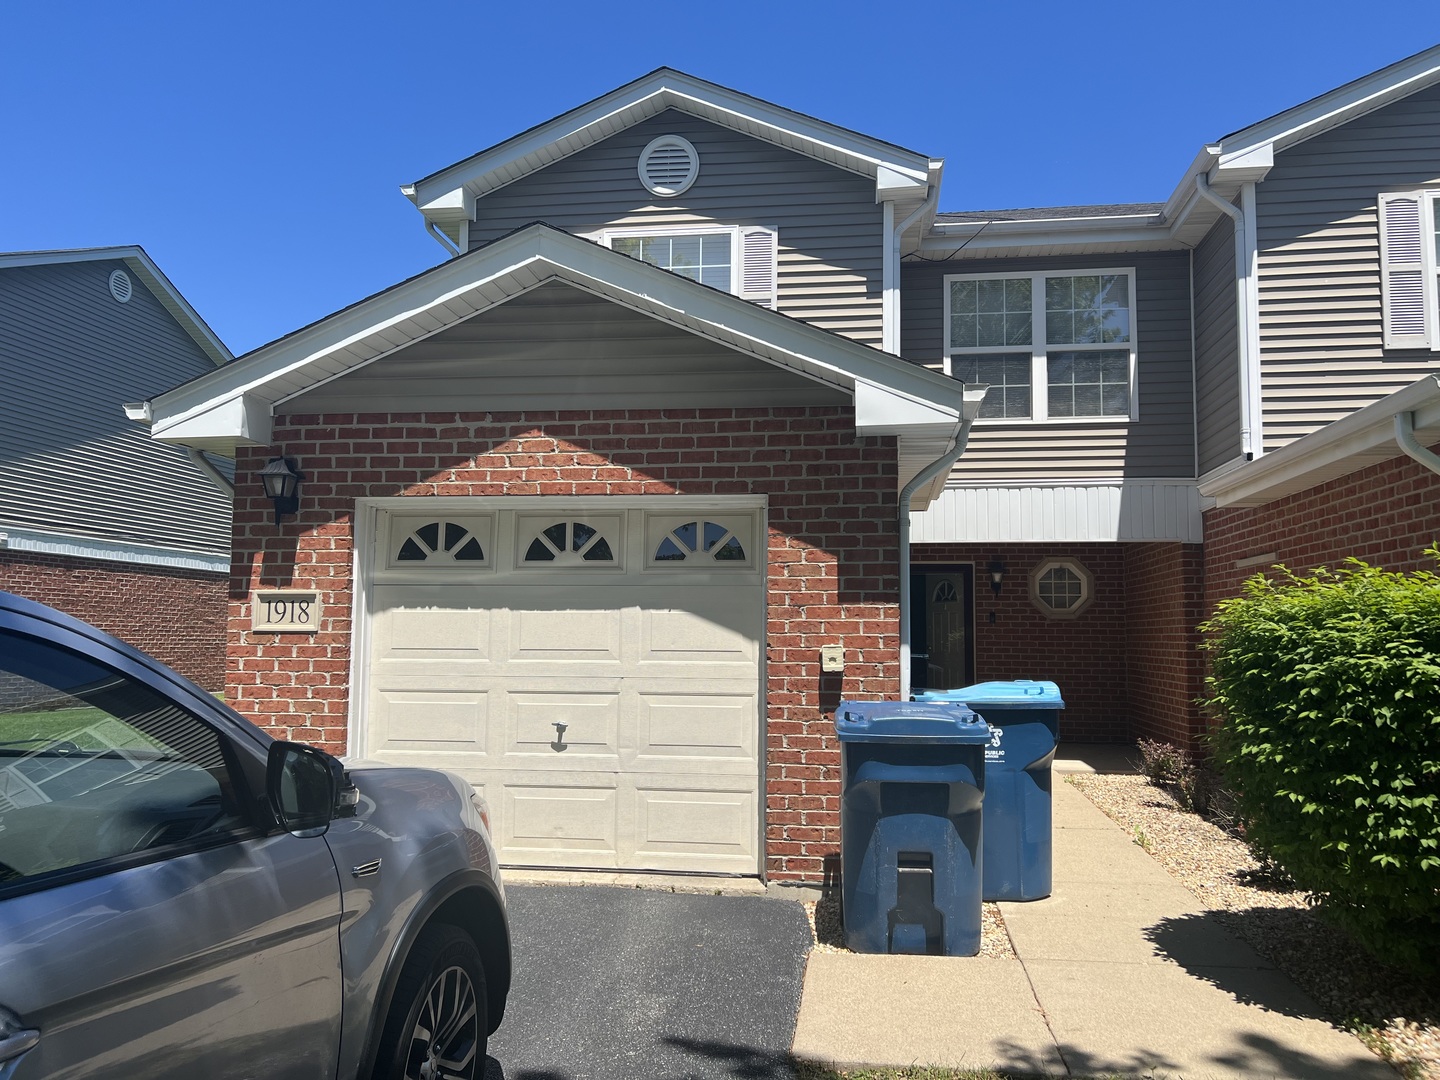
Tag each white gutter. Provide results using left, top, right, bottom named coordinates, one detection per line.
left=425, top=220, right=461, bottom=257
left=1395, top=411, right=1440, bottom=476
left=898, top=387, right=987, bottom=699
left=883, top=183, right=940, bottom=354
left=1194, top=173, right=1261, bottom=459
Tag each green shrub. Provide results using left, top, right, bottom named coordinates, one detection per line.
left=1200, top=556, right=1440, bottom=973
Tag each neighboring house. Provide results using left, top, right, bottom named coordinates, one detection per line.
left=0, top=248, right=234, bottom=689
left=134, top=47, right=1440, bottom=884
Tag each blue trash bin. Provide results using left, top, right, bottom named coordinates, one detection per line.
left=834, top=700, right=990, bottom=956
left=916, top=681, right=1064, bottom=901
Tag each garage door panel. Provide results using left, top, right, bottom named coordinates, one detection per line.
left=639, top=605, right=757, bottom=666
left=628, top=787, right=757, bottom=873
left=375, top=606, right=491, bottom=661
left=508, top=607, right=623, bottom=664
left=502, top=783, right=619, bottom=866
left=371, top=689, right=488, bottom=755
left=634, top=693, right=757, bottom=762
left=505, top=692, right=620, bottom=761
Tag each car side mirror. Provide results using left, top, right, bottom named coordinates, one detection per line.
left=266, top=741, right=347, bottom=835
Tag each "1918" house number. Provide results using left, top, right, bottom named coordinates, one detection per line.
left=252, top=590, right=321, bottom=633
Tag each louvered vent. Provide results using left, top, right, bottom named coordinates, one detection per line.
left=108, top=269, right=133, bottom=304
left=638, top=135, right=698, bottom=197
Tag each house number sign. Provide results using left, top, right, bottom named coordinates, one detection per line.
left=252, top=590, right=321, bottom=633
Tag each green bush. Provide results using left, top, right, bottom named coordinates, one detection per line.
left=1200, top=556, right=1440, bottom=973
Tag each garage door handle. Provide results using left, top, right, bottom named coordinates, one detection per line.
left=551, top=722, right=568, bottom=752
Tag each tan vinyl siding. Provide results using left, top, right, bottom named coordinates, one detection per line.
left=466, top=110, right=884, bottom=346
left=1256, top=82, right=1440, bottom=451
left=1193, top=217, right=1241, bottom=473
left=0, top=260, right=231, bottom=554
left=900, top=251, right=1195, bottom=480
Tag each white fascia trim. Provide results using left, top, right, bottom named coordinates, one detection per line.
left=405, top=72, right=931, bottom=213
left=0, top=526, right=229, bottom=573
left=0, top=246, right=232, bottom=366
left=1199, top=374, right=1440, bottom=507
left=1216, top=45, right=1440, bottom=160
left=920, top=218, right=1181, bottom=257
left=145, top=226, right=967, bottom=447
left=152, top=392, right=273, bottom=449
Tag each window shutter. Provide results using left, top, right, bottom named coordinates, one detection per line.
left=1379, top=191, right=1433, bottom=350
left=739, top=226, right=778, bottom=308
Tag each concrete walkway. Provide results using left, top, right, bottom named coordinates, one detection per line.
left=791, top=748, right=1396, bottom=1079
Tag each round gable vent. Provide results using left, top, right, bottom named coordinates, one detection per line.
left=638, top=135, right=699, bottom=197
left=108, top=268, right=133, bottom=304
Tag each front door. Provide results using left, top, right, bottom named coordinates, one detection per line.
left=910, top=565, right=974, bottom=693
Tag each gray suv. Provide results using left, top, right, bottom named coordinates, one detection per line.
left=0, top=590, right=510, bottom=1079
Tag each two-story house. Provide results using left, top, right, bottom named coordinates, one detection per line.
left=133, top=46, right=1440, bottom=885
left=0, top=247, right=233, bottom=689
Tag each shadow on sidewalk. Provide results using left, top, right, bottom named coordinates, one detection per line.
left=1058, top=1034, right=1395, bottom=1080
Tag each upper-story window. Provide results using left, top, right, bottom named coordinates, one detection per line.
left=944, top=269, right=1138, bottom=422
left=601, top=224, right=777, bottom=308
left=1378, top=190, right=1440, bottom=351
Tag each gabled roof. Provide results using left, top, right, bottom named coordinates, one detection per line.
left=403, top=68, right=941, bottom=239
left=920, top=46, right=1440, bottom=259
left=141, top=223, right=973, bottom=504
left=0, top=246, right=232, bottom=367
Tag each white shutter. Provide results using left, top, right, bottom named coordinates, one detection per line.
left=738, top=226, right=777, bottom=308
left=1379, top=191, right=1434, bottom=350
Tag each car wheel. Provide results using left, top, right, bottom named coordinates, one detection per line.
left=373, top=923, right=487, bottom=1080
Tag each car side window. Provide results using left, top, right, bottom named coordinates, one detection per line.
left=0, top=630, right=251, bottom=889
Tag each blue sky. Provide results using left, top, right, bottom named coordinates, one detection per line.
left=2, top=2, right=1436, bottom=356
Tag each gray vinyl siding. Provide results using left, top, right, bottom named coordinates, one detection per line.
left=1256, top=82, right=1440, bottom=451
left=0, top=260, right=231, bottom=554
left=283, top=281, right=850, bottom=414
left=900, top=251, right=1195, bottom=480
left=1193, top=218, right=1241, bottom=473
left=466, top=110, right=884, bottom=347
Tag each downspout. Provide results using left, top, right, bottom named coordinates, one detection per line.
left=898, top=387, right=987, bottom=700
left=1395, top=412, right=1440, bottom=476
left=1194, top=173, right=1259, bottom=460
left=884, top=186, right=941, bottom=354
left=425, top=219, right=461, bottom=257
left=186, top=448, right=235, bottom=498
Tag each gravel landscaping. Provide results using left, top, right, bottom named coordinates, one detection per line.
left=1069, top=772, right=1440, bottom=1080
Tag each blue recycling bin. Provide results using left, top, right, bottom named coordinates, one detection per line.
left=916, top=681, right=1064, bottom=901
left=834, top=700, right=990, bottom=956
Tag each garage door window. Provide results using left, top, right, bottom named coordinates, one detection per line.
left=524, top=521, right=615, bottom=564
left=396, top=520, right=487, bottom=563
left=654, top=520, right=747, bottom=563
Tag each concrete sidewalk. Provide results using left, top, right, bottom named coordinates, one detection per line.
left=791, top=747, right=1396, bottom=1079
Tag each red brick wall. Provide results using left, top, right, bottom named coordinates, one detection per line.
left=912, top=542, right=1131, bottom=741
left=228, top=407, right=899, bottom=883
left=1124, top=543, right=1206, bottom=748
left=0, top=550, right=227, bottom=690
left=1204, top=447, right=1440, bottom=613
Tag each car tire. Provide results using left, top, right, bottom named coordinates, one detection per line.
left=372, top=922, right=487, bottom=1080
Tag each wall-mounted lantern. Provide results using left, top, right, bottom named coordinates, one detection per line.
left=259, top=457, right=303, bottom=524
left=988, top=559, right=1006, bottom=596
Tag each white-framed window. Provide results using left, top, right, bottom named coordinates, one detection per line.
left=600, top=224, right=777, bottom=307
left=1028, top=557, right=1094, bottom=619
left=943, top=269, right=1138, bottom=422
left=1378, top=190, right=1440, bottom=351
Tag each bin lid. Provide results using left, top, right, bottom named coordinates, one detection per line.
left=834, top=700, right=990, bottom=743
left=915, top=680, right=1065, bottom=710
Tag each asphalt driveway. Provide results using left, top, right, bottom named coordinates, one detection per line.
left=483, top=883, right=813, bottom=1080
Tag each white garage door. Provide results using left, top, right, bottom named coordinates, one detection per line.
left=359, top=499, right=765, bottom=874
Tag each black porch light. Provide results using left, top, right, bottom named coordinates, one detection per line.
left=260, top=457, right=303, bottom=524
left=987, top=558, right=1006, bottom=596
